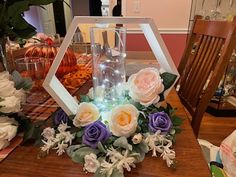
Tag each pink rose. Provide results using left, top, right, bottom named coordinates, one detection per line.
left=128, top=68, right=164, bottom=107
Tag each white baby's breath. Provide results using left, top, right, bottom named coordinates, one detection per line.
left=100, top=147, right=137, bottom=175
left=41, top=123, right=74, bottom=155
left=58, top=122, right=71, bottom=132
left=41, top=127, right=55, bottom=140
left=41, top=139, right=55, bottom=154
left=54, top=142, right=68, bottom=156
left=144, top=131, right=175, bottom=167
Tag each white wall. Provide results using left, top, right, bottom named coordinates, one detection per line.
left=24, top=6, right=42, bottom=32
left=123, top=0, right=192, bottom=33
left=64, top=0, right=73, bottom=30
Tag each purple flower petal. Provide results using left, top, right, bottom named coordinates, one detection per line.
left=82, top=121, right=111, bottom=148
left=148, top=111, right=172, bottom=134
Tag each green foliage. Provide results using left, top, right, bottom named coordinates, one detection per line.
left=113, top=136, right=132, bottom=151
left=22, top=120, right=45, bottom=145
left=94, top=167, right=124, bottom=177
left=0, top=0, right=66, bottom=40
left=94, top=167, right=106, bottom=177
left=110, top=168, right=124, bottom=177
left=132, top=141, right=149, bottom=162
left=12, top=70, right=32, bottom=90
left=172, top=115, right=183, bottom=126
left=70, top=146, right=99, bottom=163
left=80, top=95, right=92, bottom=103
left=97, top=141, right=107, bottom=154
left=160, top=72, right=177, bottom=90
left=137, top=113, right=149, bottom=133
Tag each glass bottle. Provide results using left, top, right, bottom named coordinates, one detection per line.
left=90, top=26, right=126, bottom=111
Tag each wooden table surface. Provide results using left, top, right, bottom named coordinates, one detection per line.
left=0, top=79, right=211, bottom=177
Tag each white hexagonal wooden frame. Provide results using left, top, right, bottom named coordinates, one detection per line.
left=43, top=16, right=179, bottom=115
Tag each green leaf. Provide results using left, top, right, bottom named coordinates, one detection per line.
left=174, top=126, right=182, bottom=134
left=159, top=93, right=165, bottom=102
left=10, top=15, right=33, bottom=31
left=111, top=168, right=124, bottom=177
left=133, top=141, right=149, bottom=162
left=95, top=167, right=124, bottom=177
left=94, top=167, right=106, bottom=177
left=160, top=72, right=177, bottom=90
left=66, top=145, right=84, bottom=157
left=28, top=0, right=57, bottom=5
left=113, top=137, right=132, bottom=151
left=172, top=115, right=183, bottom=126
left=76, top=129, right=84, bottom=138
left=8, top=1, right=30, bottom=17
left=132, top=101, right=146, bottom=111
left=12, top=24, right=37, bottom=39
left=138, top=114, right=148, bottom=133
left=71, top=146, right=99, bottom=163
left=80, top=95, right=91, bottom=103
left=137, top=141, right=149, bottom=153
left=97, top=141, right=107, bottom=154
left=12, top=70, right=32, bottom=90
left=22, top=120, right=44, bottom=144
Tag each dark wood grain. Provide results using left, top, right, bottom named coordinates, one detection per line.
left=0, top=87, right=211, bottom=177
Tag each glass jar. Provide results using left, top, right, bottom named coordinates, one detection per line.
left=90, top=27, right=126, bottom=110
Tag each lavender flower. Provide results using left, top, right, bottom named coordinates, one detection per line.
left=82, top=121, right=110, bottom=148
left=148, top=112, right=172, bottom=134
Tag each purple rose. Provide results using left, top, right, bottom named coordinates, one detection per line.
left=54, top=109, right=69, bottom=126
left=82, top=121, right=110, bottom=148
left=148, top=111, right=172, bottom=133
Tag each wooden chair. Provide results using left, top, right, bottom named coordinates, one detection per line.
left=177, top=15, right=236, bottom=137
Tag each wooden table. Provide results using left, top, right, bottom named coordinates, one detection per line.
left=0, top=80, right=211, bottom=177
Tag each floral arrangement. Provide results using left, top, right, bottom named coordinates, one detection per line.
left=0, top=71, right=32, bottom=150
left=40, top=67, right=183, bottom=177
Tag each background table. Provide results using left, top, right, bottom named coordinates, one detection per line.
left=0, top=79, right=211, bottom=177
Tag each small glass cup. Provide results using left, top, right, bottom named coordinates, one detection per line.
left=90, top=27, right=126, bottom=111
left=15, top=57, right=50, bottom=104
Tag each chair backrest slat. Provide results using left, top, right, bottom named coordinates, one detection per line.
left=193, top=20, right=232, bottom=38
left=177, top=15, right=236, bottom=136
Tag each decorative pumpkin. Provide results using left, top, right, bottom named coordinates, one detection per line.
left=25, top=43, right=77, bottom=77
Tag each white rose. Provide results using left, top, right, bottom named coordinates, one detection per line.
left=73, top=102, right=100, bottom=127
left=84, top=153, right=100, bottom=173
left=109, top=104, right=139, bottom=137
left=132, top=133, right=143, bottom=144
left=0, top=96, right=21, bottom=113
left=0, top=71, right=10, bottom=80
left=0, top=79, right=16, bottom=98
left=0, top=139, right=10, bottom=151
left=0, top=116, right=18, bottom=151
left=128, top=67, right=164, bottom=107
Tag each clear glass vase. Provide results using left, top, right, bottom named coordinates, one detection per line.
left=90, top=27, right=126, bottom=110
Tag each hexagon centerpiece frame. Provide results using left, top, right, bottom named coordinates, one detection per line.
left=43, top=16, right=179, bottom=116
